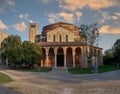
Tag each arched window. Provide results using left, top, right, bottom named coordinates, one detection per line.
left=66, top=35, right=68, bottom=42
left=59, top=35, right=62, bottom=42
left=53, top=35, right=55, bottom=42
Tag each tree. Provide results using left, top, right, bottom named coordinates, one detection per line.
left=1, top=35, right=22, bottom=65
left=79, top=23, right=100, bottom=65
left=22, top=41, right=42, bottom=69
left=79, top=23, right=100, bottom=46
left=1, top=35, right=42, bottom=69
left=103, top=39, right=120, bottom=65
left=103, top=49, right=114, bottom=65
left=113, top=39, right=120, bottom=64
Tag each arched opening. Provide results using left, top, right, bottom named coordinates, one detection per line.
left=66, top=47, right=73, bottom=67
left=57, top=47, right=64, bottom=66
left=75, top=47, right=81, bottom=67
left=41, top=48, right=46, bottom=67
left=49, top=48, right=55, bottom=67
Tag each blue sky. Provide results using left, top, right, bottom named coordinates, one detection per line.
left=0, top=0, right=120, bottom=52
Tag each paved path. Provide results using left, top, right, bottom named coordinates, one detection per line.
left=32, top=68, right=120, bottom=82
left=0, top=66, right=120, bottom=94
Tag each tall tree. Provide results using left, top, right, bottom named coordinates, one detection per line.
left=1, top=35, right=42, bottom=68
left=113, top=39, right=120, bottom=63
left=1, top=35, right=22, bottom=64
left=79, top=23, right=100, bottom=46
left=22, top=41, right=42, bottom=68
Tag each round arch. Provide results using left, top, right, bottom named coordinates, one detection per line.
left=75, top=47, right=81, bottom=67
left=66, top=47, right=73, bottom=67
left=48, top=47, right=55, bottom=67
left=57, top=47, right=64, bottom=66
left=41, top=48, right=46, bottom=67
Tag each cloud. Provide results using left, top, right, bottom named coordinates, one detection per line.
left=100, top=12, right=112, bottom=23
left=48, top=12, right=74, bottom=23
left=0, top=20, right=8, bottom=30
left=0, top=0, right=15, bottom=13
left=18, top=14, right=29, bottom=20
left=36, top=0, right=56, bottom=4
left=59, top=0, right=115, bottom=11
left=48, top=11, right=82, bottom=23
left=75, top=12, right=82, bottom=21
left=112, top=12, right=120, bottom=20
left=13, top=22, right=27, bottom=32
left=100, top=25, right=120, bottom=34
left=40, top=0, right=49, bottom=4
left=29, top=20, right=34, bottom=23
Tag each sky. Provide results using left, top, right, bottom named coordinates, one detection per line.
left=0, top=0, right=120, bottom=52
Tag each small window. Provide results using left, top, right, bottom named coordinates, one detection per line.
left=53, top=35, right=55, bottom=42
left=59, top=35, right=62, bottom=42
left=66, top=35, right=68, bottom=42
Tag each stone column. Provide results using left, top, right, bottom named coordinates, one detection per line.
left=54, top=47, right=57, bottom=68
left=64, top=48, right=67, bottom=68
left=100, top=50, right=103, bottom=66
left=80, top=47, right=83, bottom=67
left=45, top=48, right=49, bottom=67
left=73, top=48, right=75, bottom=67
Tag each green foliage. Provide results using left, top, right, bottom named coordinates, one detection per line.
left=1, top=35, right=42, bottom=68
left=98, top=64, right=120, bottom=73
left=103, top=49, right=114, bottom=65
left=113, top=39, right=120, bottom=63
left=22, top=41, right=42, bottom=68
left=0, top=72, right=13, bottom=84
left=1, top=35, right=22, bottom=61
left=103, top=39, right=120, bottom=65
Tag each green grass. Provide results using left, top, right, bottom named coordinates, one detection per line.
left=68, top=64, right=120, bottom=74
left=68, top=67, right=92, bottom=74
left=16, top=67, right=52, bottom=72
left=98, top=64, right=120, bottom=73
left=0, top=72, right=13, bottom=84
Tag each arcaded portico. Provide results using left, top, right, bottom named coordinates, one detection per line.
left=29, top=22, right=103, bottom=68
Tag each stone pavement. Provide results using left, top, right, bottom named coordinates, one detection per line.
left=32, top=67, right=120, bottom=82
left=0, top=66, right=120, bottom=94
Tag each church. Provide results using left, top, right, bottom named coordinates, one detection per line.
left=29, top=22, right=103, bottom=68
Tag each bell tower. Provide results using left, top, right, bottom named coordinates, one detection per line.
left=29, top=23, right=38, bottom=42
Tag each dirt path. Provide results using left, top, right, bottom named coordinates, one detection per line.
left=0, top=69, right=120, bottom=94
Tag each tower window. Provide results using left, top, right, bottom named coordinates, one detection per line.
left=53, top=35, right=55, bottom=42
left=66, top=35, right=68, bottom=42
left=59, top=35, right=62, bottom=42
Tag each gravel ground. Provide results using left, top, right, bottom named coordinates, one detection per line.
left=0, top=67, right=120, bottom=94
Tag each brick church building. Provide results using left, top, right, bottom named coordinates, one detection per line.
left=29, top=22, right=103, bottom=68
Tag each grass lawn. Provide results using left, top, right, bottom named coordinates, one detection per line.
left=0, top=72, right=13, bottom=84
left=98, top=64, right=120, bottom=73
left=68, top=67, right=92, bottom=74
left=16, top=67, right=52, bottom=72
left=68, top=64, right=120, bottom=74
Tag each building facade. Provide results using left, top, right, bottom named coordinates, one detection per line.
left=0, top=30, right=8, bottom=63
left=29, top=22, right=103, bottom=68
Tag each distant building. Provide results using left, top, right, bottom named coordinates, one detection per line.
left=0, top=30, right=8, bottom=63
left=0, top=30, right=8, bottom=47
left=29, top=22, right=103, bottom=68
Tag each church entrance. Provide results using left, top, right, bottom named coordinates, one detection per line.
left=57, top=47, right=64, bottom=67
